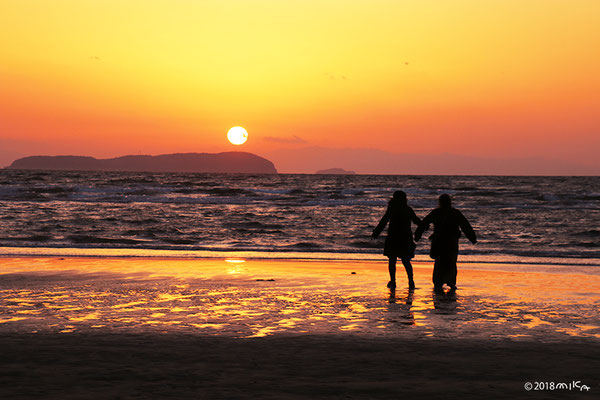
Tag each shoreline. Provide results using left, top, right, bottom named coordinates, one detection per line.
left=1, top=246, right=599, bottom=269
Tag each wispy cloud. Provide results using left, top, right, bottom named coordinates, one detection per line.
left=263, top=135, right=307, bottom=144
left=324, top=72, right=348, bottom=81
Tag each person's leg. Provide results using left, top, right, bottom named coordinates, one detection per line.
left=446, top=254, right=458, bottom=290
left=401, top=257, right=415, bottom=289
left=387, top=256, right=397, bottom=288
left=432, top=258, right=444, bottom=291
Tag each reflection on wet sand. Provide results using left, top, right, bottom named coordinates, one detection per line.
left=385, top=289, right=415, bottom=327
left=0, top=257, right=599, bottom=341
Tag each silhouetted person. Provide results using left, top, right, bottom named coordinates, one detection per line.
left=414, top=194, right=476, bottom=292
left=372, top=191, right=421, bottom=290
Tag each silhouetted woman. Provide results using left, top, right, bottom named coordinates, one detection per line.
left=372, top=191, right=421, bottom=290
left=414, top=194, right=476, bottom=292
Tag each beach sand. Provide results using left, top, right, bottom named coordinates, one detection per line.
left=0, top=257, right=598, bottom=398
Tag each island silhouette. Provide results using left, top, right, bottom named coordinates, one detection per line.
left=8, top=152, right=277, bottom=174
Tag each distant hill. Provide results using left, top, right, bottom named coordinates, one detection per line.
left=315, top=168, right=356, bottom=175
left=8, top=152, right=277, bottom=174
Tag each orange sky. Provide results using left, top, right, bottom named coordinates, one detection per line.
left=1, top=0, right=599, bottom=169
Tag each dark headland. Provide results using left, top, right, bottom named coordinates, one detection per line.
left=8, top=152, right=277, bottom=174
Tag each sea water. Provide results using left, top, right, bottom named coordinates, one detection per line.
left=0, top=170, right=598, bottom=266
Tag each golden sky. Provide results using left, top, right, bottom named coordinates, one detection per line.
left=1, top=0, right=599, bottom=167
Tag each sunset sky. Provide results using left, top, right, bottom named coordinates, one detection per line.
left=1, top=0, right=599, bottom=171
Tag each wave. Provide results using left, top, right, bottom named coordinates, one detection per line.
left=67, top=235, right=146, bottom=245
left=573, top=229, right=600, bottom=237
left=288, top=188, right=306, bottom=195
left=571, top=241, right=599, bottom=248
left=160, top=238, right=197, bottom=245
left=348, top=240, right=381, bottom=249
left=206, top=188, right=257, bottom=196
left=223, top=221, right=285, bottom=230
left=0, top=235, right=53, bottom=242
left=124, top=218, right=161, bottom=225
left=285, top=242, right=323, bottom=249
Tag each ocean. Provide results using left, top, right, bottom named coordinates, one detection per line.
left=0, top=170, right=599, bottom=266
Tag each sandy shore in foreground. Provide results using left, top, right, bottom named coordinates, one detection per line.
left=0, top=333, right=598, bottom=399
left=0, top=256, right=599, bottom=398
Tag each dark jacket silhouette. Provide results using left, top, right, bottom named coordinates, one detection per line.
left=372, top=191, right=421, bottom=290
left=414, top=194, right=476, bottom=289
left=373, top=197, right=421, bottom=260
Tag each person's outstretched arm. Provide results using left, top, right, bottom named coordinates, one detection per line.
left=414, top=211, right=433, bottom=241
left=458, top=210, right=477, bottom=244
left=372, top=208, right=390, bottom=239
left=409, top=207, right=422, bottom=226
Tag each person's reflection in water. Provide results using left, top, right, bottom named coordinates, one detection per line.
left=388, top=288, right=397, bottom=304
left=415, top=194, right=476, bottom=292
left=387, top=288, right=415, bottom=325
left=372, top=190, right=421, bottom=290
left=388, top=288, right=414, bottom=305
left=432, top=289, right=458, bottom=314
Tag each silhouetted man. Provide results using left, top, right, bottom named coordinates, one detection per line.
left=414, top=194, right=476, bottom=291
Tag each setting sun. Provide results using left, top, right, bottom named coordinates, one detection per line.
left=227, top=126, right=248, bottom=145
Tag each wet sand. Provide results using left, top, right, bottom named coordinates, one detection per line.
left=0, top=257, right=599, bottom=398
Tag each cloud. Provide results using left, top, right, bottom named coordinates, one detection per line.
left=324, top=72, right=348, bottom=81
left=263, top=135, right=307, bottom=144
